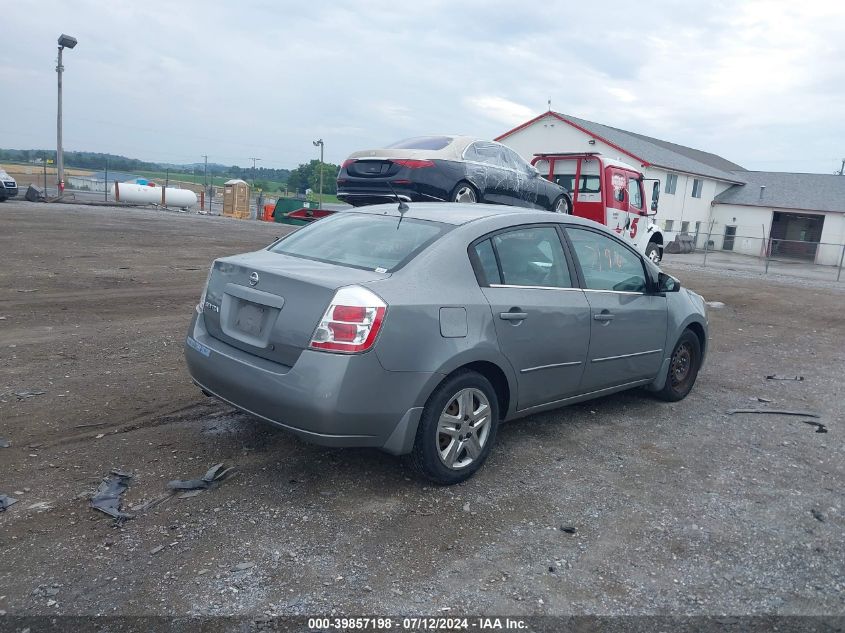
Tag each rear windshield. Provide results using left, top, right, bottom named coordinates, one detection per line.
left=269, top=213, right=449, bottom=272
left=384, top=136, right=454, bottom=150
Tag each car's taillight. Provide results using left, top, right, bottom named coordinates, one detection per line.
left=392, top=159, right=435, bottom=169
left=196, top=264, right=214, bottom=314
left=341, top=159, right=357, bottom=169
left=309, top=286, right=387, bottom=353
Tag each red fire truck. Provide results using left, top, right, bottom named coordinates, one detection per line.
left=531, top=152, right=664, bottom=263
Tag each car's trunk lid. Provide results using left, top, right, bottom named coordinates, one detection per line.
left=201, top=250, right=388, bottom=367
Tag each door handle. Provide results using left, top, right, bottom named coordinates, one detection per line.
left=500, top=311, right=528, bottom=321
left=593, top=312, right=615, bottom=322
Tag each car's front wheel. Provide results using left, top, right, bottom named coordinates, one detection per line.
left=409, top=370, right=499, bottom=485
left=451, top=182, right=477, bottom=203
left=551, top=195, right=571, bottom=214
left=654, top=329, right=702, bottom=402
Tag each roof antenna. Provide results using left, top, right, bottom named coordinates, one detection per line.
left=386, top=181, right=409, bottom=212
left=385, top=181, right=409, bottom=228
left=548, top=97, right=552, bottom=112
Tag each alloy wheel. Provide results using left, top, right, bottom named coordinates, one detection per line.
left=454, top=186, right=477, bottom=203
left=554, top=197, right=569, bottom=213
left=436, top=388, right=491, bottom=469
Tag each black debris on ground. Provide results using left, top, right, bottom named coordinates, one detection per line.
left=90, top=470, right=134, bottom=521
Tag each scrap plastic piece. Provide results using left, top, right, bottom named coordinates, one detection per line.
left=765, top=375, right=804, bottom=381
left=167, top=463, right=234, bottom=491
left=0, top=438, right=10, bottom=448
left=0, top=494, right=18, bottom=511
left=90, top=470, right=134, bottom=520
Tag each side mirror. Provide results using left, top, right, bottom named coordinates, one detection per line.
left=658, top=271, right=681, bottom=293
left=651, top=181, right=660, bottom=211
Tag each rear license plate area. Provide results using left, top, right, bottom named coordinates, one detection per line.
left=352, top=161, right=389, bottom=176
left=233, top=300, right=267, bottom=338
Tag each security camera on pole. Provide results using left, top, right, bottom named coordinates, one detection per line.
left=56, top=33, right=78, bottom=197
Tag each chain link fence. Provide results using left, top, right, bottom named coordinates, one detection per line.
left=661, top=220, right=845, bottom=282
left=1, top=162, right=302, bottom=219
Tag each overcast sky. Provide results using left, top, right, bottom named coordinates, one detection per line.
left=2, top=0, right=843, bottom=172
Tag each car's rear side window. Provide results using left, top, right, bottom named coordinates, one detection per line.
left=493, top=228, right=572, bottom=288
left=473, top=239, right=501, bottom=285
left=471, top=226, right=573, bottom=289
left=384, top=136, right=454, bottom=150
left=270, top=213, right=448, bottom=272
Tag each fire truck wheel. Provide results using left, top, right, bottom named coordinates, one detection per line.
left=645, top=241, right=661, bottom=263
left=551, top=195, right=571, bottom=214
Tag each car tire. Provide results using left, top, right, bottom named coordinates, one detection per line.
left=408, top=370, right=499, bottom=485
left=551, top=195, right=571, bottom=214
left=450, top=182, right=477, bottom=203
left=645, top=241, right=661, bottom=263
left=653, top=329, right=702, bottom=402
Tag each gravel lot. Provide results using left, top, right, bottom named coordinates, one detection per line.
left=0, top=201, right=843, bottom=619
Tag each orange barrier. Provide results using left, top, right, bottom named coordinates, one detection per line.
left=262, top=203, right=275, bottom=221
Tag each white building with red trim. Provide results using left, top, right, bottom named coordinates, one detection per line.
left=495, top=111, right=845, bottom=266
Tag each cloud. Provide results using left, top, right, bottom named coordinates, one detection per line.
left=1, top=0, right=843, bottom=172
left=464, top=96, right=534, bottom=126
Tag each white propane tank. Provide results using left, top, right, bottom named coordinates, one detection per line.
left=112, top=182, right=197, bottom=208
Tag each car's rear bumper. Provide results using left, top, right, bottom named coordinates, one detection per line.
left=336, top=182, right=448, bottom=206
left=184, top=312, right=440, bottom=454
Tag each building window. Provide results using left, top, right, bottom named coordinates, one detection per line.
left=681, top=221, right=690, bottom=234
left=691, top=179, right=703, bottom=198
left=664, top=219, right=674, bottom=232
left=665, top=173, right=678, bottom=195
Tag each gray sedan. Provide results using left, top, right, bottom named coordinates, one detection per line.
left=185, top=203, right=708, bottom=484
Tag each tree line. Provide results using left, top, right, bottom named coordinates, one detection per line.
left=284, top=159, right=341, bottom=195
left=0, top=148, right=345, bottom=196
left=0, top=148, right=292, bottom=185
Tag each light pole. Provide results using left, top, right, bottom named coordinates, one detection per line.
left=56, top=33, right=77, bottom=196
left=312, top=138, right=324, bottom=207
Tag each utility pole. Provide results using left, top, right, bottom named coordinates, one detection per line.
left=837, top=158, right=845, bottom=176
left=249, top=157, right=261, bottom=186
left=312, top=138, right=324, bottom=207
left=202, top=155, right=208, bottom=188
left=56, top=34, right=78, bottom=196
left=104, top=156, right=109, bottom=201
left=249, top=158, right=261, bottom=219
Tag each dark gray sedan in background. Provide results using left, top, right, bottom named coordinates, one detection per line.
left=185, top=203, right=708, bottom=484
left=336, top=136, right=572, bottom=212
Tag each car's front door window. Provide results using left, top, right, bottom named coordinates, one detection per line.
left=567, top=228, right=647, bottom=293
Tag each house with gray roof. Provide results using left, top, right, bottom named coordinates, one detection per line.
left=496, top=111, right=844, bottom=266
